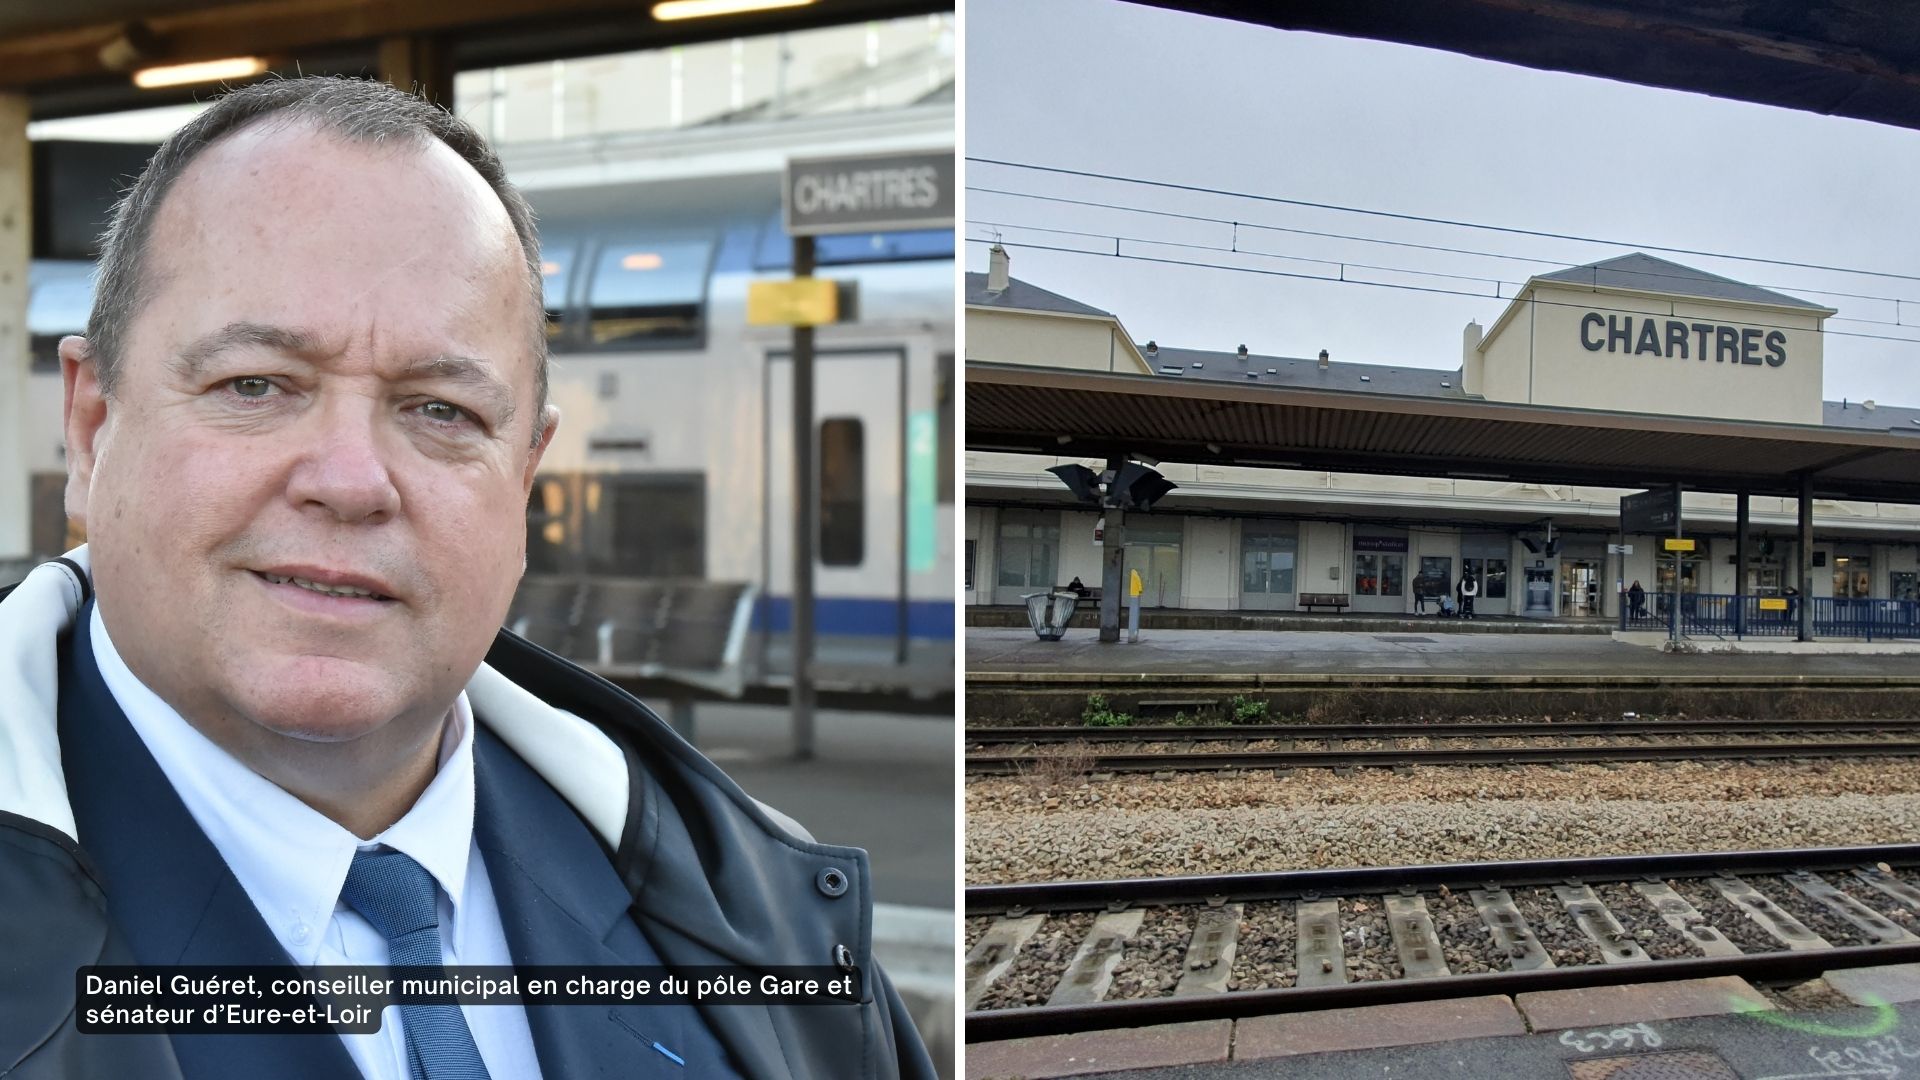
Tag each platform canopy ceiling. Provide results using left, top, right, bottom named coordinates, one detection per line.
left=2, top=0, right=945, bottom=118
left=967, top=363, right=1920, bottom=504
left=1128, top=0, right=1920, bottom=133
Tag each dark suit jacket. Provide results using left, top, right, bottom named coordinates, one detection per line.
left=57, top=602, right=734, bottom=1079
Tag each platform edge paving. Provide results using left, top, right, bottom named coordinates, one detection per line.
left=963, top=1020, right=1232, bottom=1080
left=1822, top=962, right=1920, bottom=1006
left=1515, top=975, right=1774, bottom=1031
left=1231, top=993, right=1528, bottom=1060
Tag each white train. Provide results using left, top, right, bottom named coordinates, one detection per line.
left=21, top=117, right=955, bottom=696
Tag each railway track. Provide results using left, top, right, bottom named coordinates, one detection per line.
left=965, top=718, right=1920, bottom=773
left=965, top=844, right=1920, bottom=1041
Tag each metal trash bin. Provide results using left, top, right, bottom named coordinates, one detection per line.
left=1023, top=591, right=1079, bottom=640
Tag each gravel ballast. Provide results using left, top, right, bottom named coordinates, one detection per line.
left=969, top=759, right=1920, bottom=884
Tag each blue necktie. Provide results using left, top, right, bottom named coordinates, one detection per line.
left=340, top=849, right=492, bottom=1080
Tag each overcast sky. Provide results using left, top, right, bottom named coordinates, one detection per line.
left=965, top=0, right=1919, bottom=408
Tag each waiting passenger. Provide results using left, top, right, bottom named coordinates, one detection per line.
left=1458, top=575, right=1479, bottom=619
left=1628, top=580, right=1647, bottom=619
left=1066, top=576, right=1088, bottom=596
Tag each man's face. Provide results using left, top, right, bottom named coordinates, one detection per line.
left=63, top=120, right=554, bottom=746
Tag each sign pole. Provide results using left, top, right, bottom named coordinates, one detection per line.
left=1670, top=482, right=1683, bottom=644
left=790, top=233, right=817, bottom=760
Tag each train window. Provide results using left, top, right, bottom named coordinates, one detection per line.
left=586, top=239, right=713, bottom=350
left=538, top=245, right=575, bottom=345
left=936, top=352, right=954, bottom=504
left=28, top=261, right=95, bottom=372
left=591, top=473, right=707, bottom=577
left=755, top=219, right=955, bottom=269
left=819, top=418, right=864, bottom=567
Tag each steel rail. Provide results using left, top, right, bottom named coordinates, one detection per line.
left=966, top=843, right=1920, bottom=912
left=966, top=844, right=1920, bottom=1041
left=966, top=739, right=1920, bottom=774
left=966, top=941, right=1920, bottom=1041
left=967, top=717, right=1920, bottom=744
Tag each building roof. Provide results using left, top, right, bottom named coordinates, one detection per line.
left=964, top=272, right=1112, bottom=317
left=1146, top=345, right=1470, bottom=399
left=967, top=361, right=1920, bottom=503
left=1532, top=253, right=1834, bottom=313
left=1155, top=345, right=1915, bottom=432
left=1824, top=398, right=1920, bottom=434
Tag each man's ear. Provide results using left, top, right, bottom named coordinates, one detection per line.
left=61, top=336, right=109, bottom=527
left=522, top=404, right=560, bottom=491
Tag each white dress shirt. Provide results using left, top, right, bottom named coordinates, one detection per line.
left=91, top=603, right=544, bottom=1080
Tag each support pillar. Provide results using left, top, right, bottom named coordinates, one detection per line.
left=0, top=94, right=30, bottom=565
left=1098, top=456, right=1126, bottom=644
left=1797, top=473, right=1814, bottom=643
left=1735, top=490, right=1749, bottom=638
left=378, top=35, right=454, bottom=107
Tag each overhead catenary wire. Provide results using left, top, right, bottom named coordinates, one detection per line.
left=968, top=157, right=1920, bottom=286
left=967, top=186, right=1920, bottom=315
left=965, top=220, right=1911, bottom=331
left=962, top=234, right=1920, bottom=348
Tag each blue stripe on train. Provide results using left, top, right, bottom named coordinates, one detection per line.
left=753, top=596, right=955, bottom=640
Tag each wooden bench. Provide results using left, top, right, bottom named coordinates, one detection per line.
left=1298, top=592, right=1351, bottom=612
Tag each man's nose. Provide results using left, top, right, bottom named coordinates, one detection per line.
left=284, top=403, right=402, bottom=524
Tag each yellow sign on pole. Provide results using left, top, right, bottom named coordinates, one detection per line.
left=747, top=278, right=839, bottom=326
left=1663, top=538, right=1696, bottom=552
left=1759, top=597, right=1788, bottom=611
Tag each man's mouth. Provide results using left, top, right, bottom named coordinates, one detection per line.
left=253, top=570, right=396, bottom=602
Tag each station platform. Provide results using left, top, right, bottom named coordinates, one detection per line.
left=968, top=626, right=1920, bottom=679
left=968, top=967, right=1920, bottom=1079
left=660, top=702, right=956, bottom=1076
left=968, top=605, right=1608, bottom=635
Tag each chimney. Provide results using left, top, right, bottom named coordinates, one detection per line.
left=1864, top=399, right=1877, bottom=411
left=1237, top=344, right=1249, bottom=360
left=986, top=243, right=1010, bottom=295
left=1146, top=340, right=1158, bottom=359
left=1317, top=349, right=1330, bottom=371
left=1462, top=320, right=1484, bottom=396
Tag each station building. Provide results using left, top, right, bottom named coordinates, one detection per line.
left=964, top=248, right=1920, bottom=619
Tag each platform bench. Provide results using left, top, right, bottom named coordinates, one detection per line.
left=1299, top=592, right=1351, bottom=612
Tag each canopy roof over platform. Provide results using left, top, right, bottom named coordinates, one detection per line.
left=966, top=362, right=1920, bottom=503
left=1129, top=0, right=1920, bottom=133
left=0, top=0, right=943, bottom=117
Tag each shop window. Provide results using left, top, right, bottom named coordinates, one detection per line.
left=997, top=514, right=1059, bottom=590
left=1353, top=551, right=1405, bottom=596
left=819, top=418, right=864, bottom=567
left=1464, top=557, right=1510, bottom=600
left=1833, top=556, right=1871, bottom=598
left=586, top=238, right=713, bottom=349
left=1482, top=559, right=1509, bottom=599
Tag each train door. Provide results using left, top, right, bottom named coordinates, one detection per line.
left=764, top=347, right=907, bottom=672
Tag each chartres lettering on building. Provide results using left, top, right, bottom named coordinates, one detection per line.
left=1578, top=313, right=1787, bottom=367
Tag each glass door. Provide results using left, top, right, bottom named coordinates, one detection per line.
left=1241, top=528, right=1298, bottom=610
left=992, top=512, right=1060, bottom=605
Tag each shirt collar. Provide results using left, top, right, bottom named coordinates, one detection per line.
left=90, top=602, right=477, bottom=967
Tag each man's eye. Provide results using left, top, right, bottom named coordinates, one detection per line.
left=420, top=401, right=465, bottom=423
left=230, top=377, right=274, bottom=398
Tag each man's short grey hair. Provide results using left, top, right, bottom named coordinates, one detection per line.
left=87, top=76, right=552, bottom=446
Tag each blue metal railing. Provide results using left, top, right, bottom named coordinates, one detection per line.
left=1618, top=591, right=1920, bottom=640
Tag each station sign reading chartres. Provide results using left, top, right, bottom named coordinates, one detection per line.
left=1579, top=313, right=1787, bottom=367
left=784, top=150, right=955, bottom=236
